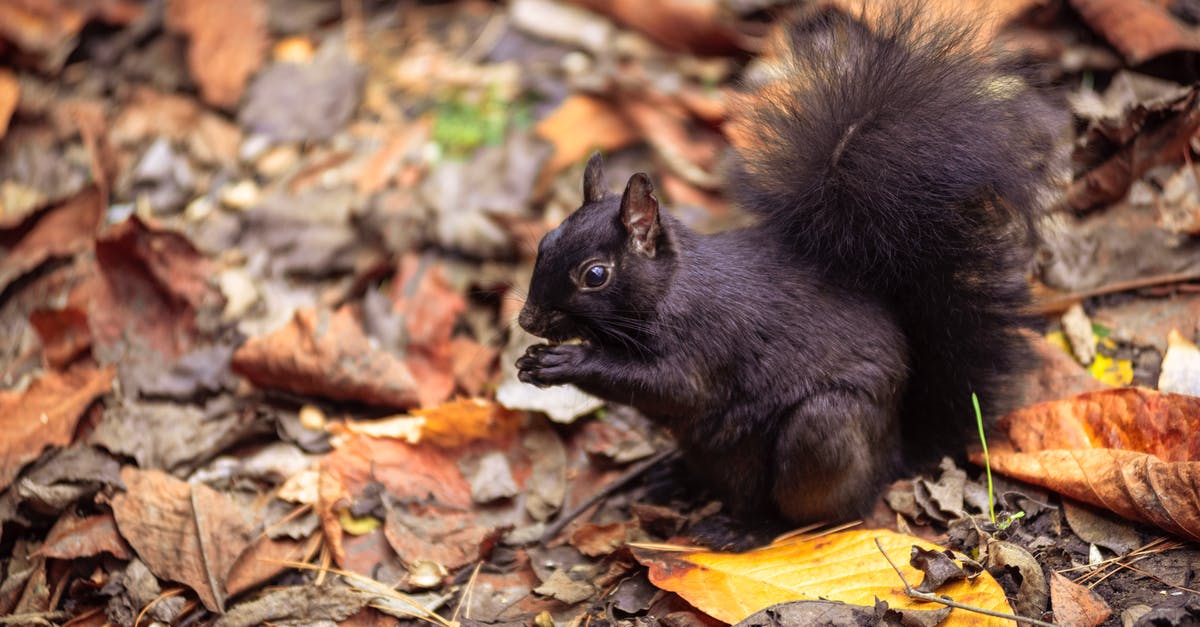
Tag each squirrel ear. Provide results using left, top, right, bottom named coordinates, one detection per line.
left=583, top=152, right=608, bottom=204
left=619, top=173, right=661, bottom=257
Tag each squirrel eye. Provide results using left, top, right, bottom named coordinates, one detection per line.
left=582, top=264, right=610, bottom=288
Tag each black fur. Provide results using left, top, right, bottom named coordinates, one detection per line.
left=517, top=10, right=1061, bottom=522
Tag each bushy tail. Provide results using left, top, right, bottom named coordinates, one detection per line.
left=730, top=8, right=1065, bottom=463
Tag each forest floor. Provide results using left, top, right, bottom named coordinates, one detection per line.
left=0, top=1, right=1198, bottom=626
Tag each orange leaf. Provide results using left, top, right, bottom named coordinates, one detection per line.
left=232, top=306, right=421, bottom=408
left=165, top=0, right=267, bottom=108
left=0, top=68, right=17, bottom=139
left=534, top=95, right=638, bottom=190
left=412, top=398, right=523, bottom=449
left=0, top=364, right=113, bottom=491
left=1000, top=388, right=1200, bottom=461
left=986, top=445, right=1200, bottom=543
left=986, top=388, right=1200, bottom=541
left=0, top=186, right=103, bottom=295
left=1069, top=0, right=1200, bottom=64
left=632, top=529, right=1012, bottom=625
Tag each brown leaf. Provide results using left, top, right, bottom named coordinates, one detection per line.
left=1049, top=571, right=1111, bottom=627
left=1000, top=388, right=1200, bottom=461
left=29, top=306, right=91, bottom=368
left=0, top=68, right=17, bottom=140
left=111, top=467, right=255, bottom=612
left=413, top=398, right=523, bottom=449
left=534, top=95, right=638, bottom=191
left=0, top=364, right=114, bottom=491
left=450, top=336, right=498, bottom=397
left=226, top=533, right=321, bottom=598
left=1067, top=86, right=1200, bottom=213
left=1069, top=0, right=1200, bottom=64
left=985, top=445, right=1200, bottom=542
left=986, top=388, right=1200, bottom=541
left=391, top=256, right=468, bottom=407
left=91, top=216, right=224, bottom=359
left=0, top=185, right=103, bottom=294
left=568, top=0, right=744, bottom=55
left=233, top=306, right=421, bottom=408
left=34, top=511, right=132, bottom=560
left=165, top=0, right=267, bottom=108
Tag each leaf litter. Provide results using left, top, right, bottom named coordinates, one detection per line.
left=0, top=1, right=1199, bottom=626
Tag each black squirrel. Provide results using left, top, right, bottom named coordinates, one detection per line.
left=516, top=9, right=1063, bottom=522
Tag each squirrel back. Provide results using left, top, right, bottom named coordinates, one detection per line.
left=729, top=9, right=1064, bottom=464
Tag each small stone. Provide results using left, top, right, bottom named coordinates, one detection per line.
left=255, top=144, right=300, bottom=178
left=298, top=404, right=326, bottom=431
left=217, top=267, right=259, bottom=319
left=220, top=179, right=261, bottom=211
left=273, top=36, right=315, bottom=63
left=406, top=560, right=447, bottom=590
left=184, top=195, right=215, bottom=222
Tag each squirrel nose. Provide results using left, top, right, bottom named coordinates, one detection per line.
left=517, top=306, right=541, bottom=335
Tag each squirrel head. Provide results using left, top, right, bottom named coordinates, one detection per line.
left=518, top=153, right=675, bottom=347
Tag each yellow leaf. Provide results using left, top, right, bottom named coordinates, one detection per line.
left=337, top=509, right=380, bottom=536
left=631, top=529, right=1012, bottom=625
left=1088, top=338, right=1133, bottom=386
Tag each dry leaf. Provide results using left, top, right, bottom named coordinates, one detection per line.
left=1067, top=86, right=1200, bottom=213
left=232, top=306, right=421, bottom=408
left=34, top=511, right=132, bottom=560
left=534, top=95, right=638, bottom=190
left=165, top=0, right=267, bottom=108
left=1068, top=0, right=1200, bottom=64
left=29, top=306, right=91, bottom=368
left=91, top=216, right=224, bottom=361
left=569, top=0, right=744, bottom=55
left=111, top=467, right=254, bottom=612
left=0, top=185, right=103, bottom=295
left=391, top=256, right=468, bottom=407
left=0, top=68, right=18, bottom=140
left=985, top=445, right=1200, bottom=543
left=0, top=364, right=114, bottom=491
left=632, top=529, right=1012, bottom=625
left=1050, top=571, right=1111, bottom=627
left=986, top=388, right=1200, bottom=541
left=1000, top=388, right=1200, bottom=461
left=412, top=398, right=523, bottom=449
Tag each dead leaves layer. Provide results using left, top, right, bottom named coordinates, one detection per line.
left=988, top=388, right=1200, bottom=542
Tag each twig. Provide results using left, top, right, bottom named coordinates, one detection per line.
left=1031, top=270, right=1200, bottom=315
left=540, top=447, right=679, bottom=544
left=0, top=612, right=68, bottom=626
left=873, top=538, right=1058, bottom=627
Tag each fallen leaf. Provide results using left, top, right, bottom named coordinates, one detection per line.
left=0, top=364, right=114, bottom=491
left=568, top=0, right=744, bottom=55
left=632, top=529, right=1012, bottom=625
left=28, top=306, right=91, bottom=368
left=0, top=185, right=103, bottom=296
left=34, top=511, right=132, bottom=560
left=111, top=467, right=255, bottom=612
left=534, top=95, right=638, bottom=190
left=734, top=599, right=951, bottom=627
left=91, top=216, right=225, bottom=361
left=984, top=445, right=1200, bottom=543
left=1068, top=0, right=1200, bottom=64
left=1050, top=571, right=1112, bottom=627
left=391, top=256, right=468, bottom=407
left=1067, top=85, right=1200, bottom=213
left=1000, top=387, right=1199, bottom=461
left=233, top=306, right=421, bottom=408
left=165, top=0, right=268, bottom=108
left=226, top=533, right=321, bottom=598
left=412, top=398, right=523, bottom=449
left=0, top=68, right=18, bottom=140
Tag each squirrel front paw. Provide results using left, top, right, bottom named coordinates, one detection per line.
left=516, top=343, right=589, bottom=387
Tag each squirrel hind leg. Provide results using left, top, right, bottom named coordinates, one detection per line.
left=771, top=389, right=903, bottom=523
